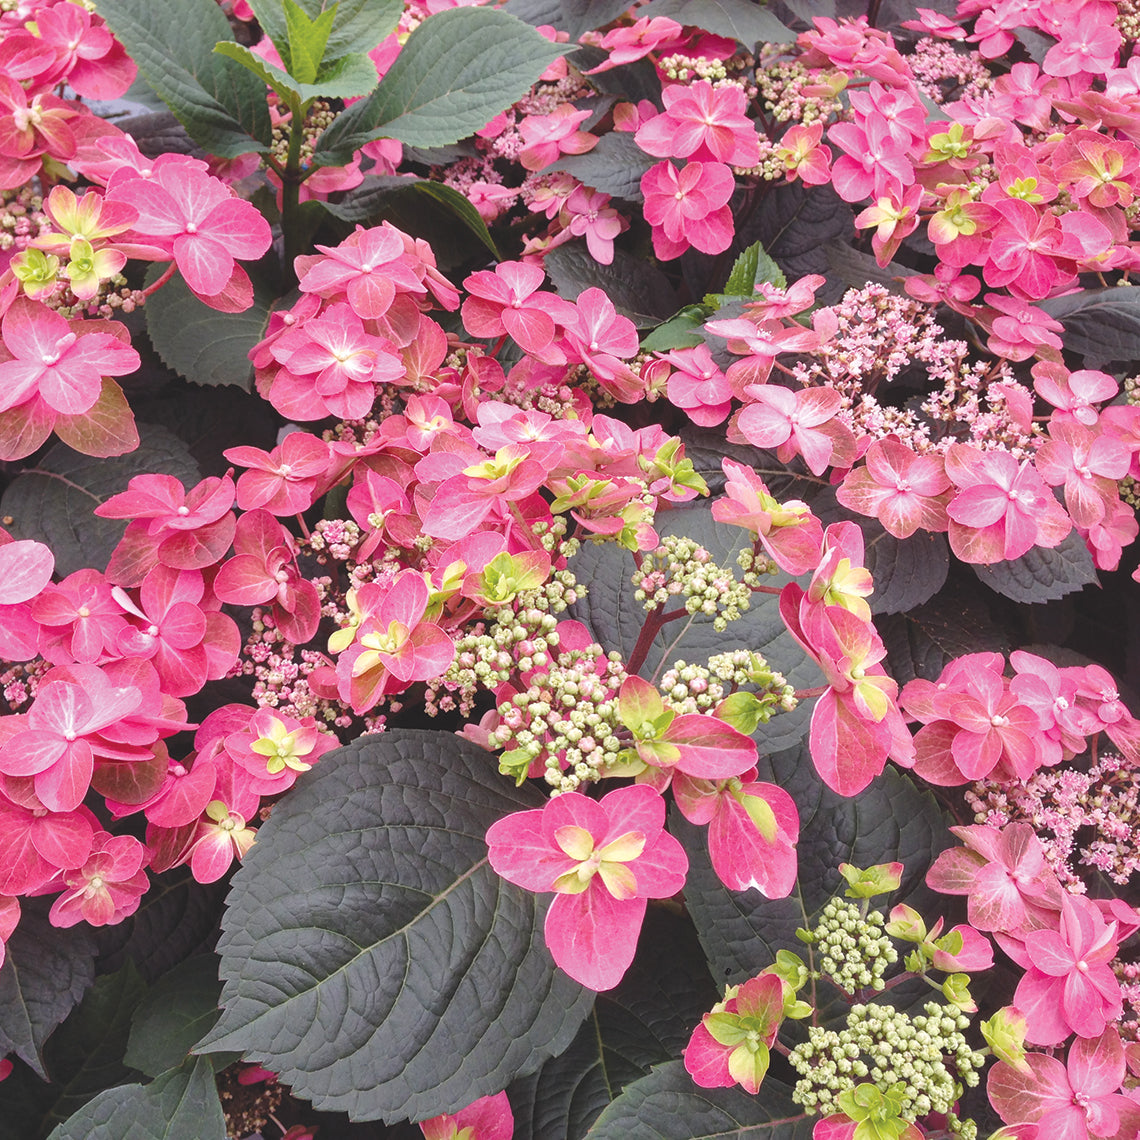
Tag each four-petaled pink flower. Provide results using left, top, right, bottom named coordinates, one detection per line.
left=641, top=160, right=735, bottom=259
left=48, top=831, right=148, bottom=927
left=945, top=444, right=1072, bottom=564
left=486, top=783, right=687, bottom=990
left=0, top=297, right=139, bottom=416
left=110, top=165, right=271, bottom=306
left=1013, top=892, right=1125, bottom=1045
left=635, top=80, right=759, bottom=166
left=989, top=1028, right=1140, bottom=1140
left=837, top=439, right=952, bottom=539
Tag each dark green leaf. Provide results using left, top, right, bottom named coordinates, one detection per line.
left=199, top=729, right=593, bottom=1123
left=879, top=579, right=1011, bottom=686
left=679, top=746, right=952, bottom=987
left=568, top=502, right=816, bottom=754
left=585, top=1062, right=811, bottom=1139
left=500, top=0, right=633, bottom=39
left=95, top=872, right=230, bottom=985
left=972, top=530, right=1098, bottom=604
left=1037, top=287, right=1140, bottom=367
left=0, top=963, right=148, bottom=1138
left=92, top=0, right=270, bottom=156
left=144, top=265, right=276, bottom=390
left=45, top=1056, right=226, bottom=1140
left=0, top=425, right=200, bottom=578
left=640, top=307, right=709, bottom=352
left=314, top=8, right=568, bottom=162
left=636, top=0, right=796, bottom=44
left=736, top=183, right=853, bottom=292
left=574, top=48, right=663, bottom=106
left=321, top=175, right=499, bottom=257
left=551, top=133, right=657, bottom=201
left=125, top=957, right=222, bottom=1078
left=545, top=245, right=680, bottom=327
left=0, top=902, right=97, bottom=1080
left=824, top=242, right=913, bottom=293
left=511, top=909, right=719, bottom=1140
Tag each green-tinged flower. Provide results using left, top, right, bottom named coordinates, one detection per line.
left=979, top=1007, right=1030, bottom=1073
left=11, top=247, right=59, bottom=299
left=836, top=1083, right=915, bottom=1140
left=839, top=862, right=903, bottom=899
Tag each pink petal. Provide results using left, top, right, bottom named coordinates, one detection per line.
left=544, top=887, right=645, bottom=991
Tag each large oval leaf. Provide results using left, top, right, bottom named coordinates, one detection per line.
left=511, top=908, right=719, bottom=1140
left=584, top=1062, right=811, bottom=1139
left=199, top=729, right=593, bottom=1123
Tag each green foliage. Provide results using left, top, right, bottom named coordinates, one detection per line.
left=512, top=909, right=719, bottom=1140
left=545, top=245, right=680, bottom=327
left=313, top=8, right=568, bottom=163
left=46, top=1057, right=226, bottom=1140
left=636, top=0, right=796, bottom=45
left=200, top=729, right=593, bottom=1123
left=972, top=530, right=1099, bottom=603
left=213, top=41, right=380, bottom=104
left=124, top=958, right=223, bottom=1079
left=585, top=1063, right=812, bottom=1139
left=551, top=133, right=658, bottom=202
left=1038, top=285, right=1140, bottom=366
left=0, top=964, right=146, bottom=1140
left=245, top=0, right=403, bottom=73
left=501, top=0, right=634, bottom=39
left=320, top=175, right=500, bottom=258
left=93, top=0, right=270, bottom=156
left=0, top=904, right=97, bottom=1081
left=144, top=265, right=276, bottom=390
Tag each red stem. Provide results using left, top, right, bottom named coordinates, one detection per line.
left=142, top=262, right=178, bottom=297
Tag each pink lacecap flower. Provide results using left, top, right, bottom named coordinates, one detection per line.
left=486, top=783, right=687, bottom=990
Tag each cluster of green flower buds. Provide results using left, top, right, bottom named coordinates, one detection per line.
left=789, top=1000, right=983, bottom=1135
left=632, top=535, right=753, bottom=631
left=798, top=896, right=899, bottom=993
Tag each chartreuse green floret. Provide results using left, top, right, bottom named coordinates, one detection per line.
left=788, top=1000, right=983, bottom=1138
left=798, top=897, right=899, bottom=993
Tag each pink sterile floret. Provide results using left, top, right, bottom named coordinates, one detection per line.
left=486, top=783, right=687, bottom=991
left=1013, top=892, right=1126, bottom=1045
left=48, top=830, right=148, bottom=927
left=0, top=297, right=139, bottom=416
left=109, top=164, right=271, bottom=304
left=989, top=1028, right=1140, bottom=1140
left=635, top=80, right=759, bottom=166
left=641, top=160, right=735, bottom=259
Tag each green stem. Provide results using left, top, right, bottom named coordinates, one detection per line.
left=280, top=99, right=310, bottom=288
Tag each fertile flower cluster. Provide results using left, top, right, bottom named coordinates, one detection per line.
left=967, top=749, right=1140, bottom=888
left=789, top=1002, right=984, bottom=1135
left=797, top=896, right=899, bottom=993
